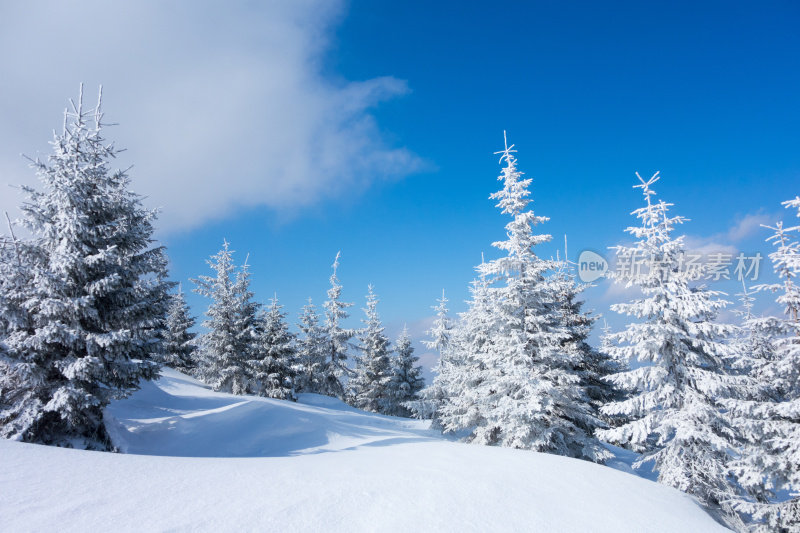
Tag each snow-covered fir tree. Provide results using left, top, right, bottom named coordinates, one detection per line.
left=407, top=290, right=454, bottom=421
left=426, top=290, right=453, bottom=354
left=725, top=283, right=792, bottom=532
left=349, top=286, right=393, bottom=413
left=0, top=87, right=170, bottom=449
left=162, top=287, right=198, bottom=374
left=192, top=242, right=259, bottom=395
left=250, top=296, right=296, bottom=400
left=599, top=319, right=614, bottom=356
left=386, top=326, right=425, bottom=417
left=551, top=258, right=626, bottom=412
left=727, top=198, right=800, bottom=532
left=294, top=299, right=330, bottom=394
left=431, top=274, right=495, bottom=432
left=755, top=202, right=800, bottom=399
left=476, top=138, right=606, bottom=459
left=729, top=282, right=782, bottom=384
left=320, top=252, right=356, bottom=399
left=0, top=217, right=29, bottom=349
left=441, top=136, right=608, bottom=461
left=597, top=172, right=744, bottom=525
left=0, top=218, right=40, bottom=442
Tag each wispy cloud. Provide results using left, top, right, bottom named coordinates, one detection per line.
left=0, top=1, right=425, bottom=232
left=681, top=236, right=739, bottom=257
left=725, top=213, right=775, bottom=242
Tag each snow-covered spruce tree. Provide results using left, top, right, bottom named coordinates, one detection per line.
left=756, top=201, right=800, bottom=399
left=407, top=290, right=454, bottom=421
left=162, top=287, right=198, bottom=374
left=596, top=172, right=744, bottom=523
left=729, top=282, right=782, bottom=385
left=0, top=217, right=29, bottom=351
left=192, top=242, right=259, bottom=394
left=449, top=136, right=608, bottom=461
left=294, top=298, right=329, bottom=394
left=551, top=259, right=626, bottom=411
left=724, top=282, right=791, bottom=532
left=349, top=286, right=393, bottom=413
left=727, top=198, right=800, bottom=532
left=250, top=296, right=296, bottom=400
left=426, top=290, right=453, bottom=354
left=0, top=87, right=170, bottom=449
left=320, top=252, right=356, bottom=399
left=433, top=274, right=495, bottom=433
left=386, top=326, right=425, bottom=417
left=0, top=218, right=42, bottom=443
left=599, top=319, right=614, bottom=357
left=0, top=217, right=27, bottom=344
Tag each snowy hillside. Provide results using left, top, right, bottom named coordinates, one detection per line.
left=0, top=369, right=727, bottom=532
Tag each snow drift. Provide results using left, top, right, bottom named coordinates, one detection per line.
left=0, top=369, right=727, bottom=532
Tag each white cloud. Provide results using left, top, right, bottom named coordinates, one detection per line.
left=601, top=278, right=643, bottom=301
left=0, top=1, right=424, bottom=232
left=681, top=236, right=738, bottom=257
left=725, top=213, right=775, bottom=242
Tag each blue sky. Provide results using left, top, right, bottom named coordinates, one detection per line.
left=1, top=1, right=798, bottom=375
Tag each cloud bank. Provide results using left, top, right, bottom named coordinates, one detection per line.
left=0, top=1, right=423, bottom=232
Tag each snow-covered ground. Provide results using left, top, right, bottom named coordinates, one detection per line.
left=0, top=369, right=727, bottom=532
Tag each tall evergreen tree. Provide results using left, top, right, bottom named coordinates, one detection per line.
left=729, top=282, right=781, bottom=384
left=0, top=217, right=28, bottom=350
left=551, top=260, right=626, bottom=412
left=599, top=319, right=614, bottom=358
left=162, top=287, right=197, bottom=374
left=250, top=296, right=296, bottom=400
left=321, top=252, right=356, bottom=399
left=387, top=326, right=425, bottom=417
left=425, top=290, right=453, bottom=354
left=597, top=173, right=743, bottom=525
left=294, top=298, right=329, bottom=394
left=433, top=275, right=495, bottom=433
left=192, top=242, right=259, bottom=394
left=728, top=198, right=800, bottom=532
left=0, top=87, right=170, bottom=449
left=350, top=286, right=392, bottom=413
left=444, top=136, right=608, bottom=461
left=756, top=202, right=800, bottom=398
left=0, top=218, right=42, bottom=443
left=407, top=290, right=454, bottom=421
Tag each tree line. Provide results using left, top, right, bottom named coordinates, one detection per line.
left=407, top=138, right=799, bottom=531
left=1, top=89, right=798, bottom=532
left=0, top=88, right=424, bottom=452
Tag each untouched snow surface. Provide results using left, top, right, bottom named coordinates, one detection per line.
left=0, top=369, right=728, bottom=532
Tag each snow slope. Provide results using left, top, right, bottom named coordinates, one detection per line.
left=0, top=369, right=728, bottom=532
